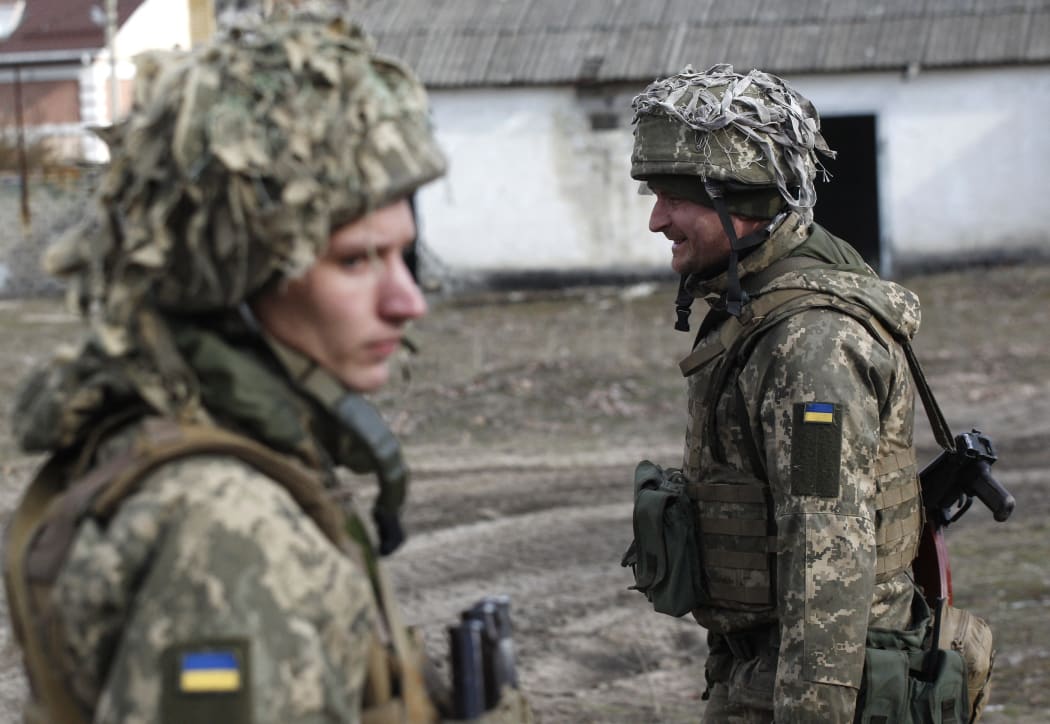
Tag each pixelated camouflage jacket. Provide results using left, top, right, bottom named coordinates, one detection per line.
left=10, top=319, right=388, bottom=723
left=681, top=213, right=922, bottom=722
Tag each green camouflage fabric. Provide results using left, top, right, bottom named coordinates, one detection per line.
left=13, top=318, right=387, bottom=721
left=630, top=64, right=835, bottom=225
left=7, top=6, right=446, bottom=722
left=682, top=215, right=922, bottom=723
left=55, top=437, right=378, bottom=723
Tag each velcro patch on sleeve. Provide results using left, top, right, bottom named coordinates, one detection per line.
left=790, top=402, right=843, bottom=498
left=163, top=640, right=252, bottom=724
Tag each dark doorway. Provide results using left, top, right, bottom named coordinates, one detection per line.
left=814, top=115, right=881, bottom=272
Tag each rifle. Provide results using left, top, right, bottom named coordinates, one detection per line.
left=912, top=429, right=1015, bottom=607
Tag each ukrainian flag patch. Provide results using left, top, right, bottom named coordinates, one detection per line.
left=179, top=650, right=242, bottom=693
left=791, top=401, right=843, bottom=497
left=802, top=402, right=835, bottom=424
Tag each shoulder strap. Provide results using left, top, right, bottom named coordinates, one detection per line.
left=699, top=289, right=897, bottom=465
left=3, top=454, right=92, bottom=724
left=702, top=285, right=955, bottom=466
left=96, top=420, right=356, bottom=552
left=742, top=255, right=825, bottom=296
left=679, top=288, right=814, bottom=377
left=5, top=419, right=435, bottom=724
left=22, top=419, right=361, bottom=586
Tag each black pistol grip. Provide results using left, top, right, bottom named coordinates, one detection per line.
left=970, top=460, right=1015, bottom=522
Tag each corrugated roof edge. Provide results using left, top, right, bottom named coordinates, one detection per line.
left=367, top=8, right=1050, bottom=88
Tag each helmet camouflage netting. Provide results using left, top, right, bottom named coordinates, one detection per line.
left=46, top=4, right=446, bottom=354
left=631, top=64, right=835, bottom=224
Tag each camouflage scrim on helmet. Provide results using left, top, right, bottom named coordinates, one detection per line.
left=630, top=64, right=834, bottom=224
left=45, top=3, right=446, bottom=355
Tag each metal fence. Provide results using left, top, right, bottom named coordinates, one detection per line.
left=0, top=170, right=97, bottom=298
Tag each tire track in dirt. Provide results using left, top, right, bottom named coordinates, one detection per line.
left=380, top=457, right=711, bottom=723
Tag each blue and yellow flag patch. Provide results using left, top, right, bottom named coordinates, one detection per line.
left=164, top=640, right=251, bottom=721
left=802, top=402, right=835, bottom=424
left=179, top=651, right=242, bottom=694
left=791, top=401, right=842, bottom=498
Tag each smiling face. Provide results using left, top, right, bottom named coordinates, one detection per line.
left=647, top=187, right=768, bottom=276
left=251, top=199, right=427, bottom=392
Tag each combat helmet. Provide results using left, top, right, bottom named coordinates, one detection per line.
left=31, top=4, right=447, bottom=555
left=631, top=64, right=834, bottom=320
left=46, top=3, right=447, bottom=348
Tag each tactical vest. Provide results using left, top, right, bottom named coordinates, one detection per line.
left=2, top=419, right=437, bottom=724
left=678, top=285, right=923, bottom=609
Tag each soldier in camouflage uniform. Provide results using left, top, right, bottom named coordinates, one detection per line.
left=3, top=6, right=529, bottom=724
left=629, top=65, right=924, bottom=722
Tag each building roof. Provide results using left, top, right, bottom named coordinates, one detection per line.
left=0, top=0, right=144, bottom=57
left=358, top=0, right=1050, bottom=87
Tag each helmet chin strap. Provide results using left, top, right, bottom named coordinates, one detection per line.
left=673, top=275, right=694, bottom=332
left=238, top=303, right=408, bottom=555
left=704, top=181, right=769, bottom=318
left=671, top=182, right=773, bottom=331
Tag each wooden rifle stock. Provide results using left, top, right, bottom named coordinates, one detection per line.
left=912, top=522, right=953, bottom=608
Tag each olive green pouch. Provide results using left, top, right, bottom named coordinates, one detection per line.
left=856, top=595, right=970, bottom=724
left=621, top=460, right=704, bottom=617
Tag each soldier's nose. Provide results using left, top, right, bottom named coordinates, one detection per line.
left=649, top=197, right=670, bottom=233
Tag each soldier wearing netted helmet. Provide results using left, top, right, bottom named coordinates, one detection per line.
left=622, top=65, right=931, bottom=722
left=2, top=6, right=532, bottom=723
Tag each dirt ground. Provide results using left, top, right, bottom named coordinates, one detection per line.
left=0, top=262, right=1048, bottom=722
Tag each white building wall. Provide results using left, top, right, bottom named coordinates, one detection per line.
left=117, top=0, right=191, bottom=57
left=81, top=0, right=191, bottom=161
left=791, top=65, right=1050, bottom=269
left=418, top=65, right=1050, bottom=273
left=417, top=87, right=661, bottom=272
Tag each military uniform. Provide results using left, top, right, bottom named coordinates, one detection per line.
left=682, top=214, right=922, bottom=722
left=9, top=326, right=421, bottom=722
left=626, top=65, right=924, bottom=723
left=1, top=7, right=493, bottom=723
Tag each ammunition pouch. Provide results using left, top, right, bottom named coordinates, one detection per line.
left=688, top=464, right=777, bottom=609
left=938, top=605, right=994, bottom=722
left=621, top=461, right=704, bottom=617
left=704, top=625, right=779, bottom=709
left=622, top=460, right=780, bottom=617
left=856, top=593, right=990, bottom=724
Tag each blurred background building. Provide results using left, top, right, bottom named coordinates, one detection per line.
left=356, top=0, right=1050, bottom=278
left=0, top=0, right=190, bottom=162
left=2, top=0, right=1049, bottom=296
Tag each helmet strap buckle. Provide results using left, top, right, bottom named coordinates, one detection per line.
left=673, top=275, right=694, bottom=332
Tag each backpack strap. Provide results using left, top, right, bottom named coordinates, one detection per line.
left=714, top=290, right=897, bottom=464
left=3, top=453, right=92, bottom=724
left=5, top=419, right=437, bottom=724
left=679, top=289, right=814, bottom=377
